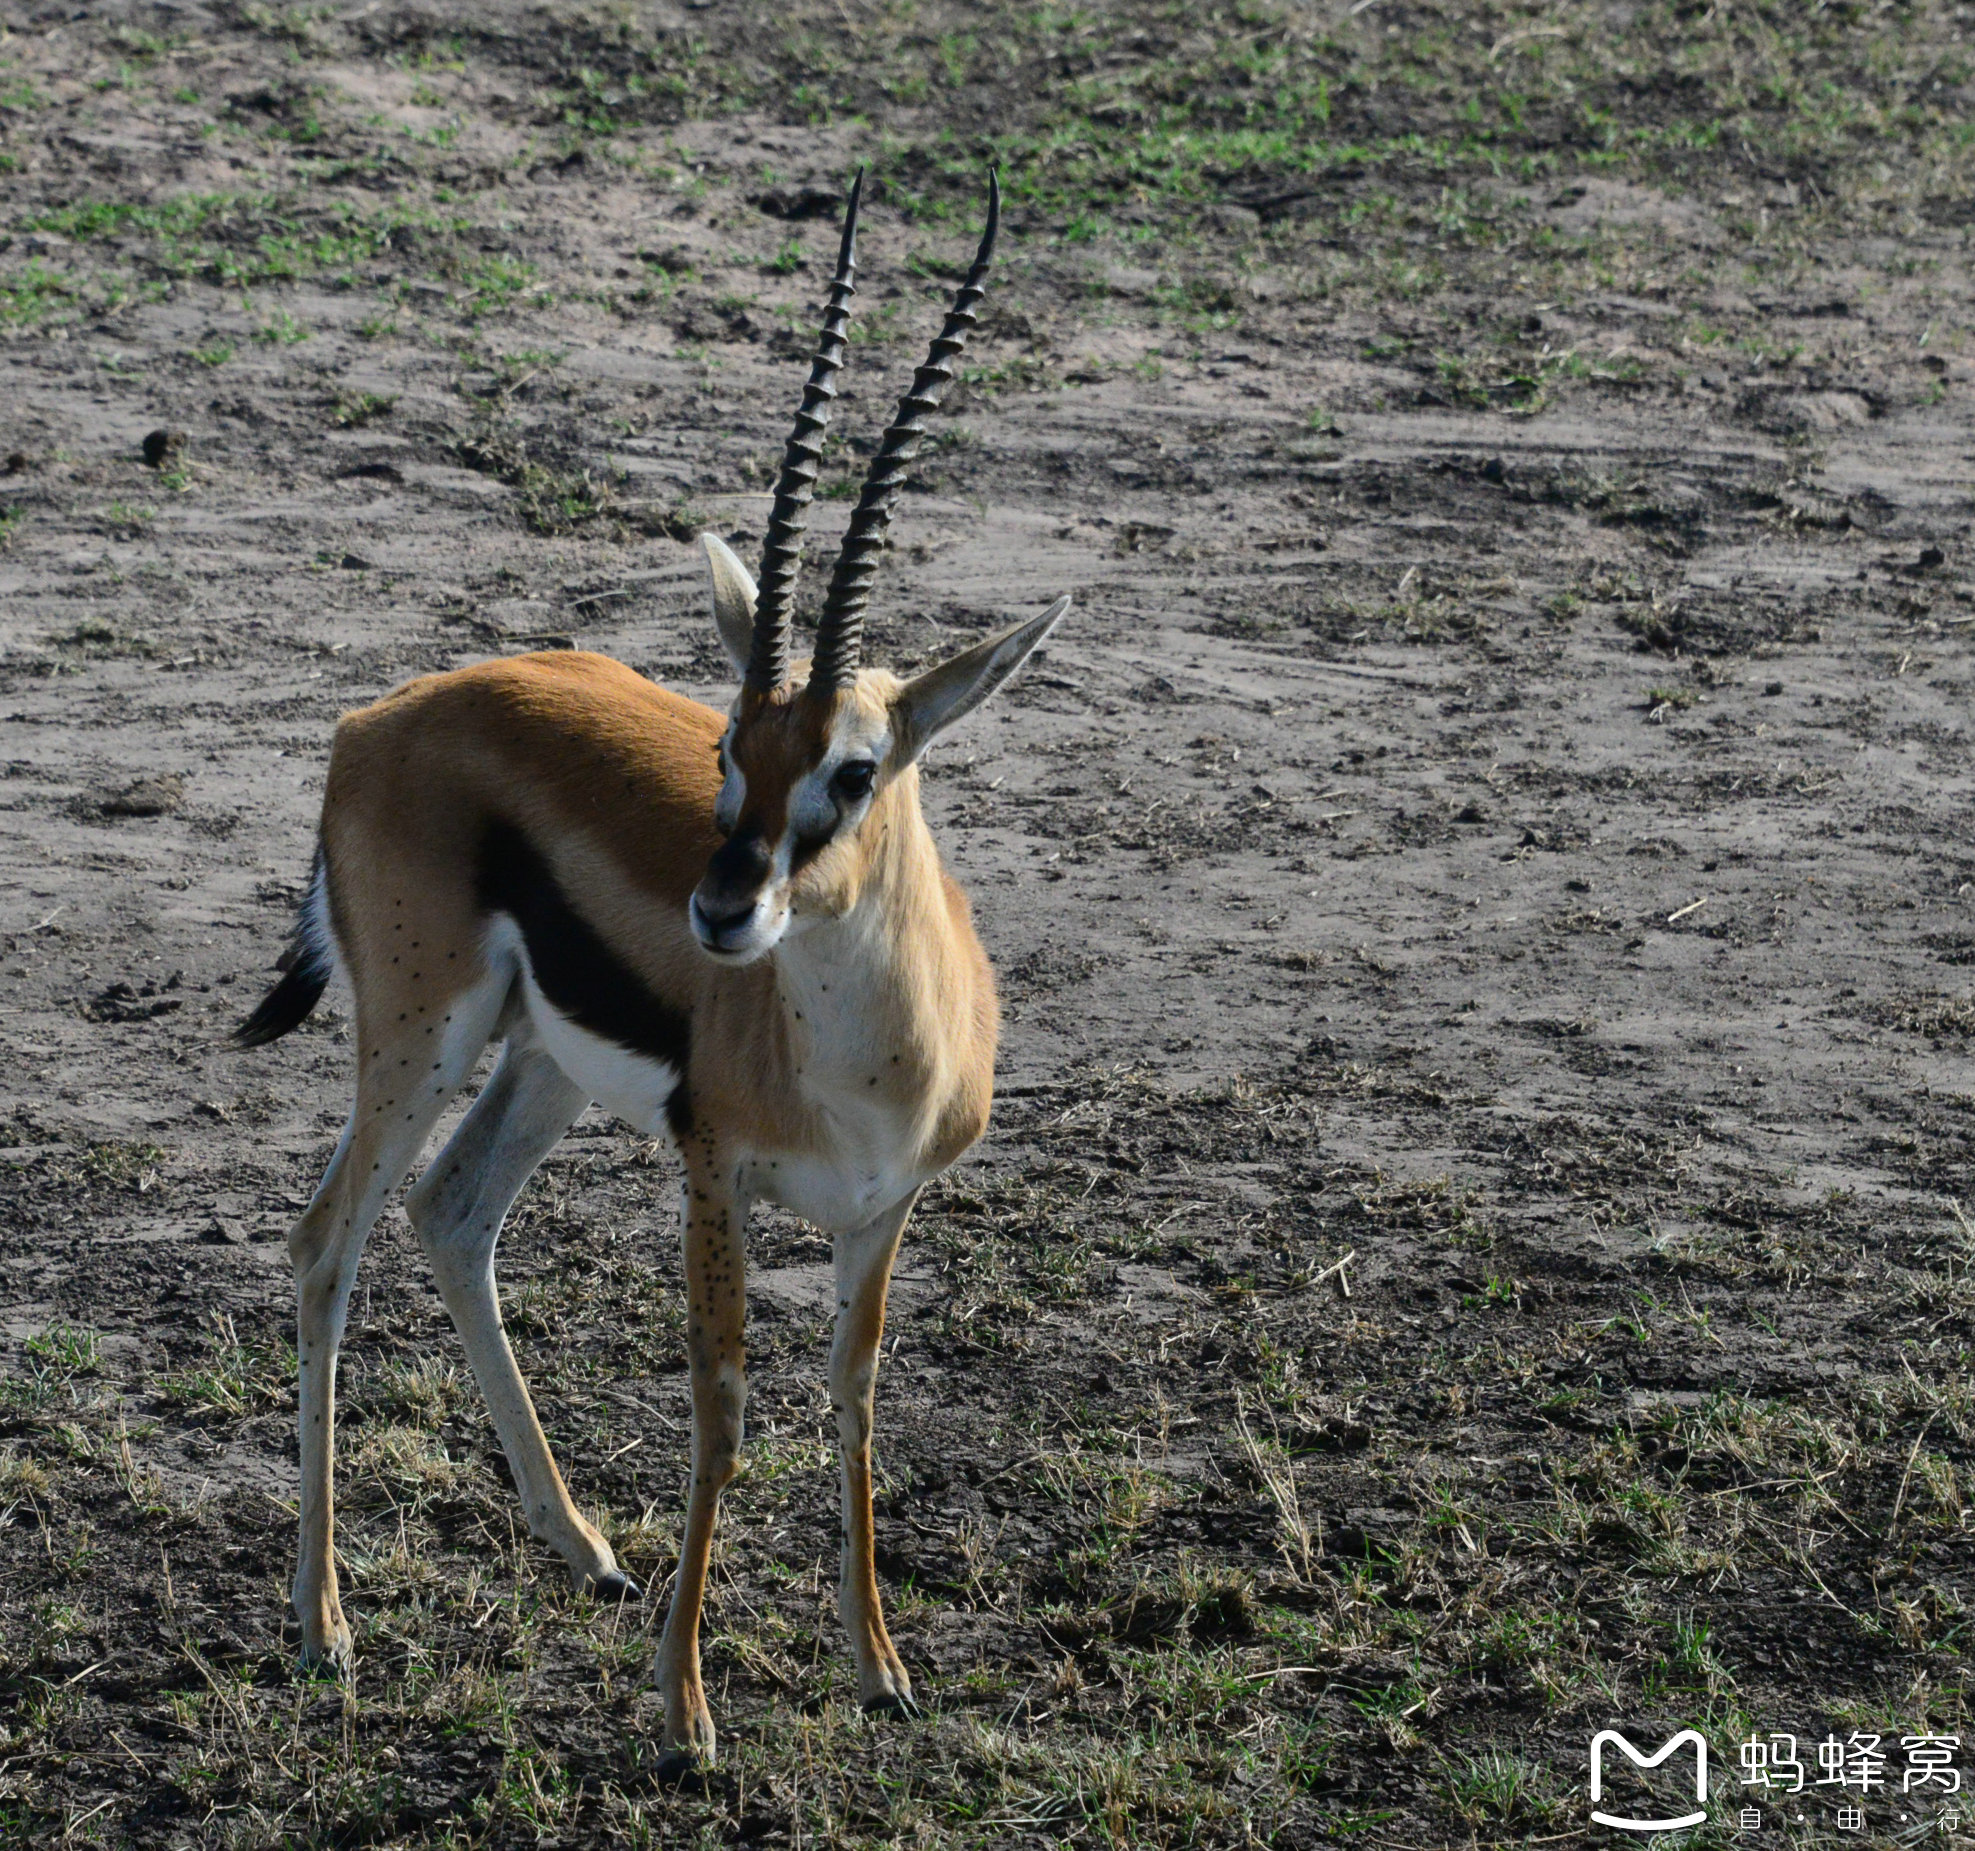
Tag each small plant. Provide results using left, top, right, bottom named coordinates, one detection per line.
left=1353, top=1676, right=1432, bottom=1750
left=253, top=307, right=309, bottom=345
left=489, top=346, right=565, bottom=386
left=0, top=505, right=22, bottom=550
left=515, top=465, right=613, bottom=535
left=160, top=1313, right=293, bottom=1419
left=1235, top=1394, right=1315, bottom=1583
left=457, top=419, right=617, bottom=536
left=332, top=389, right=398, bottom=427
left=103, top=502, right=157, bottom=535
left=767, top=238, right=803, bottom=275
left=639, top=498, right=709, bottom=542
left=1445, top=1750, right=1560, bottom=1826
left=191, top=342, right=233, bottom=367
left=25, top=1325, right=101, bottom=1375
left=0, top=261, right=77, bottom=331
left=77, top=1140, right=166, bottom=1187
left=0, top=1447, right=52, bottom=1497
left=369, top=1354, right=465, bottom=1428
left=462, top=256, right=539, bottom=319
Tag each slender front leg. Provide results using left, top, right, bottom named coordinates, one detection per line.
left=831, top=1191, right=918, bottom=1713
left=653, top=1132, right=749, bottom=1763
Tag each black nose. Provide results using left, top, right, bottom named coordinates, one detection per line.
left=706, top=832, right=772, bottom=893
left=696, top=832, right=772, bottom=943
left=696, top=896, right=756, bottom=938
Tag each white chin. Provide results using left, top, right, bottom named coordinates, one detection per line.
left=689, top=897, right=783, bottom=964
left=699, top=935, right=771, bottom=965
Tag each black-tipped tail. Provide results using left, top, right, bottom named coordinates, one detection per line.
left=234, top=848, right=334, bottom=1048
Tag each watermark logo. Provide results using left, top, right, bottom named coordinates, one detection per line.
left=1590, top=1729, right=1710, bottom=1833
left=1594, top=1728, right=1964, bottom=1836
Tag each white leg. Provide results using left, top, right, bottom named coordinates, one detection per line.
left=404, top=1039, right=628, bottom=1593
left=289, top=978, right=507, bottom=1673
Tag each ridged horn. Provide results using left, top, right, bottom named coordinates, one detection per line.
left=810, top=169, right=999, bottom=694
left=746, top=171, right=863, bottom=694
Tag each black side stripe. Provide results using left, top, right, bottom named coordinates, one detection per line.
left=476, top=820, right=692, bottom=1070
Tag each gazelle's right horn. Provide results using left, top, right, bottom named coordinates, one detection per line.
left=745, top=171, right=863, bottom=696
left=808, top=170, right=999, bottom=696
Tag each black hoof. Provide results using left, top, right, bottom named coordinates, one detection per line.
left=862, top=1690, right=921, bottom=1720
left=653, top=1750, right=709, bottom=1793
left=592, top=1570, right=642, bottom=1603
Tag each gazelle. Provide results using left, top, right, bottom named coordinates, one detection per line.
left=235, top=172, right=1067, bottom=1764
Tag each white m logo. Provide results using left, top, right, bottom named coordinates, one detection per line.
left=1590, top=1729, right=1710, bottom=1832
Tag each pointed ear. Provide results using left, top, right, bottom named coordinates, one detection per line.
left=892, top=596, right=1071, bottom=765
left=701, top=532, right=757, bottom=678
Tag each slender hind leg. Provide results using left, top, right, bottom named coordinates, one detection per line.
left=288, top=975, right=507, bottom=1674
left=831, top=1192, right=918, bottom=1713
left=404, top=1036, right=630, bottom=1596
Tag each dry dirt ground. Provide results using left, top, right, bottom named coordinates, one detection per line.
left=3, top=3, right=1975, bottom=1846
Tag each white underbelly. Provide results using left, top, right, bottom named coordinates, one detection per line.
left=516, top=965, right=679, bottom=1137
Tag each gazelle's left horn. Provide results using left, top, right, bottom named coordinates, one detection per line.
left=746, top=171, right=863, bottom=695
left=809, top=170, right=999, bottom=696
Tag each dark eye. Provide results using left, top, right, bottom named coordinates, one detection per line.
left=832, top=761, right=876, bottom=802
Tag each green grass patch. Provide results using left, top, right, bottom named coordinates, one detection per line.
left=331, top=389, right=396, bottom=426
left=17, top=190, right=472, bottom=292
left=159, top=1314, right=293, bottom=1420
left=0, top=261, right=77, bottom=329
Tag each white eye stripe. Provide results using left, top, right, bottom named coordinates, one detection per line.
left=712, top=724, right=890, bottom=853
left=714, top=766, right=746, bottom=833
left=789, top=774, right=838, bottom=840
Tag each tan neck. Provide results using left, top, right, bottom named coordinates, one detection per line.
left=770, top=772, right=984, bottom=1102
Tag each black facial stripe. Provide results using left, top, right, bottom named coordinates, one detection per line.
left=706, top=827, right=772, bottom=894
left=788, top=828, right=835, bottom=875
left=476, top=820, right=691, bottom=1069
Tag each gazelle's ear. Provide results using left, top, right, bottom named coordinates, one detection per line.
left=702, top=533, right=758, bottom=678
left=892, top=596, right=1070, bottom=765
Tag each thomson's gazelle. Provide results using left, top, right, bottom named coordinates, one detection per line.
left=236, top=173, right=1066, bottom=1764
